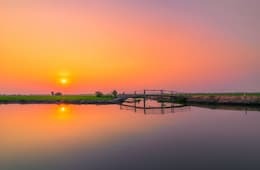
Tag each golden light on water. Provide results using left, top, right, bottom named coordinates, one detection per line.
left=56, top=105, right=72, bottom=121
left=60, top=106, right=67, bottom=112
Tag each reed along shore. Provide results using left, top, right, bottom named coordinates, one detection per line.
left=185, top=93, right=260, bottom=106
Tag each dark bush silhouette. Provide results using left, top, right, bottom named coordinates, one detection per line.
left=112, top=90, right=118, bottom=97
left=95, top=91, right=104, bottom=97
left=55, top=92, right=63, bottom=96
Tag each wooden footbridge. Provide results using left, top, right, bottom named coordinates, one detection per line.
left=118, top=89, right=184, bottom=101
left=117, top=90, right=187, bottom=113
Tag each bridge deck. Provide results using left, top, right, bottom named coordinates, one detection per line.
left=121, top=103, right=186, bottom=109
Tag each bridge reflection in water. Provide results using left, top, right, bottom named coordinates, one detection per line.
left=119, top=90, right=188, bottom=114
left=120, top=98, right=189, bottom=114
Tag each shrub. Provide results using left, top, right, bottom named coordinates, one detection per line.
left=95, top=91, right=104, bottom=97
left=55, top=92, right=63, bottom=96
left=112, top=90, right=118, bottom=97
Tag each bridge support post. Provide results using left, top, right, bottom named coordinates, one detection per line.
left=171, top=91, right=174, bottom=113
left=161, top=90, right=165, bottom=114
left=134, top=91, right=137, bottom=112
left=161, top=102, right=165, bottom=114
left=143, top=90, right=146, bottom=107
left=143, top=90, right=146, bottom=114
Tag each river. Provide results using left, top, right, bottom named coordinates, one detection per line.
left=1, top=103, right=260, bottom=170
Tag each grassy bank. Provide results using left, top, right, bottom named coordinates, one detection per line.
left=156, top=93, right=260, bottom=106
left=188, top=93, right=260, bottom=96
left=0, top=95, right=115, bottom=104
left=185, top=93, right=260, bottom=106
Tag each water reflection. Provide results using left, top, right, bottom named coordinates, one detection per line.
left=120, top=104, right=191, bottom=115
left=1, top=104, right=260, bottom=170
left=0, top=104, right=173, bottom=162
left=55, top=105, right=72, bottom=121
left=191, top=104, right=260, bottom=116
left=121, top=99, right=187, bottom=114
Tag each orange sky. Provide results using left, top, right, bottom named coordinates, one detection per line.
left=0, top=1, right=259, bottom=94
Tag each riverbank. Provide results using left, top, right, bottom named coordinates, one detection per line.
left=1, top=93, right=260, bottom=106
left=185, top=93, right=260, bottom=106
left=0, top=95, right=117, bottom=104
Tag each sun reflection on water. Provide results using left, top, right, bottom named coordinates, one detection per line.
left=56, top=105, right=72, bottom=121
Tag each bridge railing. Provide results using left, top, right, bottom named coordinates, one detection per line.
left=133, top=90, right=179, bottom=96
left=119, top=90, right=188, bottom=98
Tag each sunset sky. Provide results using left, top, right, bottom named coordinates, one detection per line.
left=0, top=0, right=259, bottom=94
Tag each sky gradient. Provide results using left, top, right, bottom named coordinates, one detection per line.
left=0, top=0, right=259, bottom=94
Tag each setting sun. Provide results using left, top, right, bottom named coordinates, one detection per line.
left=60, top=78, right=68, bottom=85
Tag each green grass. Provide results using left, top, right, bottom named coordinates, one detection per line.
left=0, top=95, right=114, bottom=103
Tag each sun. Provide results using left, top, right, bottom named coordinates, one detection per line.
left=60, top=78, right=68, bottom=85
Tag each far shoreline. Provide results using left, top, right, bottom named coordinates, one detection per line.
left=0, top=93, right=260, bottom=107
left=184, top=93, right=260, bottom=106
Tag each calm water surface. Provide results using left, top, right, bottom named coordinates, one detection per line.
left=1, top=104, right=260, bottom=170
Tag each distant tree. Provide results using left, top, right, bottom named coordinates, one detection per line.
left=51, top=91, right=55, bottom=96
left=95, top=91, right=104, bottom=97
left=55, top=92, right=63, bottom=96
left=112, top=90, right=118, bottom=97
